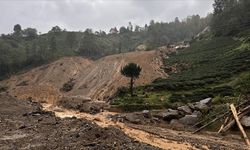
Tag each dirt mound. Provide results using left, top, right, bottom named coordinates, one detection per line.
left=0, top=93, right=159, bottom=150
left=1, top=50, right=168, bottom=104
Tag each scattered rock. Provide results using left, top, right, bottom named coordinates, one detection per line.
left=170, top=119, right=184, bottom=130
left=240, top=116, right=250, bottom=127
left=156, top=109, right=179, bottom=121
left=142, top=110, right=151, bottom=118
left=179, top=114, right=200, bottom=125
left=125, top=113, right=141, bottom=124
left=177, top=105, right=192, bottom=114
left=192, top=110, right=202, bottom=118
left=200, top=98, right=212, bottom=105
left=194, top=98, right=212, bottom=110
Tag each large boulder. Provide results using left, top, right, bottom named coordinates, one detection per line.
left=192, top=110, right=202, bottom=117
left=194, top=98, right=212, bottom=110
left=170, top=119, right=184, bottom=130
left=178, top=105, right=192, bottom=114
left=179, top=114, right=201, bottom=125
left=125, top=113, right=141, bottom=124
left=155, top=109, right=179, bottom=121
left=240, top=116, right=250, bottom=127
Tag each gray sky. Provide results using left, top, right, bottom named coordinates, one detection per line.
left=0, top=0, right=214, bottom=34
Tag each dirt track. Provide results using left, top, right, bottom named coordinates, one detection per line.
left=1, top=50, right=167, bottom=103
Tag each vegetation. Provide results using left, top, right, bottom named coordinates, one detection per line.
left=211, top=0, right=250, bottom=36
left=121, top=63, right=142, bottom=96
left=60, top=78, right=75, bottom=92
left=113, top=0, right=250, bottom=111
left=0, top=15, right=210, bottom=80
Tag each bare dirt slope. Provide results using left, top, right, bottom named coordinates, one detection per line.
left=1, top=50, right=167, bottom=103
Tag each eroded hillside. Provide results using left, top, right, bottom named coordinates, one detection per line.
left=1, top=50, right=169, bottom=104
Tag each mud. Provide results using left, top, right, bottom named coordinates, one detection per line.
left=0, top=93, right=159, bottom=150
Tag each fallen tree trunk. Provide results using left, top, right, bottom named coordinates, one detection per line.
left=230, top=104, right=250, bottom=146
left=220, top=105, right=250, bottom=133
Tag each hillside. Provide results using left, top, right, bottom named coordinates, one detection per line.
left=0, top=15, right=211, bottom=80
left=113, top=30, right=250, bottom=110
left=1, top=50, right=169, bottom=104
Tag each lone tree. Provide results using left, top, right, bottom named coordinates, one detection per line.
left=121, top=63, right=142, bottom=96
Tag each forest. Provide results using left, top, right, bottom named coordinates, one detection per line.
left=0, top=14, right=211, bottom=80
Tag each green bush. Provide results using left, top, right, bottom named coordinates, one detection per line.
left=60, top=78, right=75, bottom=92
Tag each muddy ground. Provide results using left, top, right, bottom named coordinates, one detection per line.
left=1, top=93, right=249, bottom=150
left=0, top=93, right=159, bottom=150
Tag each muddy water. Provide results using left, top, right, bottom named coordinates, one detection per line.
left=43, top=104, right=197, bottom=150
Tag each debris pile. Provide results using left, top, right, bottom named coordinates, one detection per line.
left=192, top=96, right=250, bottom=146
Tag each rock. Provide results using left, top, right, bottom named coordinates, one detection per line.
left=179, top=114, right=200, bottom=125
left=192, top=110, right=202, bottom=117
left=125, top=114, right=141, bottom=124
left=159, top=109, right=179, bottom=121
left=194, top=98, right=212, bottom=110
left=240, top=116, right=250, bottom=127
left=178, top=105, right=192, bottom=114
left=170, top=119, right=184, bottom=130
left=188, top=103, right=195, bottom=110
left=142, top=110, right=151, bottom=118
left=200, top=98, right=212, bottom=105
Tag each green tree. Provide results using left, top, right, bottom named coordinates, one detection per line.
left=121, top=63, right=142, bottom=96
left=49, top=36, right=57, bottom=57
left=13, top=24, right=22, bottom=35
left=23, top=28, right=38, bottom=40
left=119, top=26, right=128, bottom=34
left=49, top=26, right=62, bottom=33
left=66, top=32, right=76, bottom=49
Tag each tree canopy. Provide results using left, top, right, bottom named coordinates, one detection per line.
left=121, top=63, right=142, bottom=96
left=211, top=0, right=250, bottom=36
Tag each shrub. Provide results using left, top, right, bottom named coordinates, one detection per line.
left=60, top=78, right=75, bottom=92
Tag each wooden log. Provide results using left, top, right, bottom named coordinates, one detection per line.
left=192, top=111, right=229, bottom=134
left=218, top=103, right=230, bottom=133
left=218, top=116, right=229, bottom=133
left=220, top=105, right=250, bottom=133
left=230, top=104, right=250, bottom=146
left=192, top=100, right=249, bottom=128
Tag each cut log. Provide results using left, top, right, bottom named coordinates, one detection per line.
left=192, top=100, right=249, bottom=128
left=220, top=105, right=250, bottom=133
left=230, top=104, right=250, bottom=146
left=192, top=111, right=229, bottom=134
left=218, top=116, right=229, bottom=133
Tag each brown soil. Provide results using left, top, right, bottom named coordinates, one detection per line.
left=0, top=93, right=159, bottom=150
left=1, top=50, right=168, bottom=103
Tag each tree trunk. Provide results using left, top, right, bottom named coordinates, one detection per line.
left=130, top=77, right=134, bottom=97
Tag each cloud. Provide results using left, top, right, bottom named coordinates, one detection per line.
left=0, top=0, right=214, bottom=34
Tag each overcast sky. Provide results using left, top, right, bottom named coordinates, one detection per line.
left=0, top=0, right=214, bottom=34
